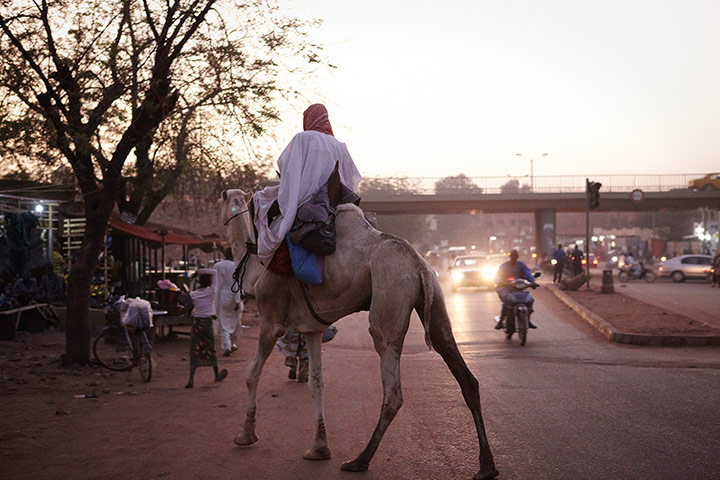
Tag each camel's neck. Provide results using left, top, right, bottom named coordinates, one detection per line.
left=226, top=211, right=255, bottom=260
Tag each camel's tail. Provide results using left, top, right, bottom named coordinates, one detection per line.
left=419, top=265, right=435, bottom=350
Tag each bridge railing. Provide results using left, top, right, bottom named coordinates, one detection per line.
left=358, top=173, right=704, bottom=195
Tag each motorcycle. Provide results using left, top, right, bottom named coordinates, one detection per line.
left=495, top=272, right=540, bottom=346
left=618, top=263, right=656, bottom=283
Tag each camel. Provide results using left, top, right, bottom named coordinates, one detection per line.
left=221, top=188, right=499, bottom=480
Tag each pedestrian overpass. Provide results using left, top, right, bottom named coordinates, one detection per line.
left=358, top=173, right=720, bottom=258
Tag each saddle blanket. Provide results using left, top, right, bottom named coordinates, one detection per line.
left=285, top=234, right=324, bottom=285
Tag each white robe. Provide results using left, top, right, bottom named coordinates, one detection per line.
left=253, top=130, right=362, bottom=266
left=213, top=259, right=243, bottom=351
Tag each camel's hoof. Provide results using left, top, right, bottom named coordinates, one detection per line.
left=303, top=446, right=331, bottom=461
left=473, top=468, right=500, bottom=480
left=340, top=459, right=369, bottom=472
left=233, top=432, right=259, bottom=446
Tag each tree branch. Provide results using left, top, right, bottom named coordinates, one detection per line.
left=0, top=12, right=69, bottom=119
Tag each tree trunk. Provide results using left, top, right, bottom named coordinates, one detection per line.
left=63, top=190, right=116, bottom=365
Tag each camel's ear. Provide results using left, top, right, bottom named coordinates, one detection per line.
left=222, top=190, right=227, bottom=201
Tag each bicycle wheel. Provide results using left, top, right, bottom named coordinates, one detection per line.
left=133, top=333, right=152, bottom=383
left=93, top=328, right=133, bottom=371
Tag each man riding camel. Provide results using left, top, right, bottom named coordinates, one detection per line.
left=252, top=104, right=362, bottom=271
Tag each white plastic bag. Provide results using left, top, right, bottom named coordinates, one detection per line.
left=121, top=297, right=154, bottom=329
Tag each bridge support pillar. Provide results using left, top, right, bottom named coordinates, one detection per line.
left=534, top=208, right=556, bottom=262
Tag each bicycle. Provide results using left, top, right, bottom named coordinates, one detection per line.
left=93, top=297, right=153, bottom=382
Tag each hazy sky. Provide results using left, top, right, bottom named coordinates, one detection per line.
left=279, top=0, right=720, bottom=179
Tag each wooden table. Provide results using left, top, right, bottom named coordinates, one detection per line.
left=153, top=310, right=192, bottom=339
left=0, top=304, right=58, bottom=340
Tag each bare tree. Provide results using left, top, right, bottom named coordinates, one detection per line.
left=0, top=0, right=324, bottom=364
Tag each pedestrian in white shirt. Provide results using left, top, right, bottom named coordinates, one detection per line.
left=185, top=268, right=228, bottom=388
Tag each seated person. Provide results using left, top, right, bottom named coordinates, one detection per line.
left=13, top=272, right=38, bottom=306
left=252, top=104, right=362, bottom=271
left=38, top=263, right=64, bottom=303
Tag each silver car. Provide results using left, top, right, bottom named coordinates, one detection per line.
left=657, top=254, right=713, bottom=282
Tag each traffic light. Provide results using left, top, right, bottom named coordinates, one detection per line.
left=587, top=180, right=601, bottom=209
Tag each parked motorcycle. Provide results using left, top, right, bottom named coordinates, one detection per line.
left=618, top=263, right=656, bottom=283
left=495, top=272, right=540, bottom=346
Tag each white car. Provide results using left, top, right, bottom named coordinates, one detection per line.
left=657, top=254, right=713, bottom=282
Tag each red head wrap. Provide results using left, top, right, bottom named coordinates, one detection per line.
left=303, top=104, right=334, bottom=136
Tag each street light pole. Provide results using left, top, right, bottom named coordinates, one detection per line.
left=516, top=153, right=548, bottom=192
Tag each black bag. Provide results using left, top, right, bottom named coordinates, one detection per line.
left=299, top=216, right=336, bottom=256
left=177, top=292, right=195, bottom=310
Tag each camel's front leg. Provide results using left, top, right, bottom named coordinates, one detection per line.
left=302, top=331, right=331, bottom=461
left=234, top=321, right=284, bottom=447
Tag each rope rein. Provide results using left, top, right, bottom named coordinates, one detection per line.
left=225, top=204, right=254, bottom=300
left=223, top=207, right=249, bottom=226
left=231, top=242, right=256, bottom=301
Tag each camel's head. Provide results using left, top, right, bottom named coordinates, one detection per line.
left=220, top=189, right=251, bottom=226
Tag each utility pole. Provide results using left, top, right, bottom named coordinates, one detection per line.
left=585, top=179, right=602, bottom=288
left=585, top=179, right=590, bottom=288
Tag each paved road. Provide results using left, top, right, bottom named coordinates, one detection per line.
left=281, top=284, right=720, bottom=480
left=613, top=278, right=720, bottom=329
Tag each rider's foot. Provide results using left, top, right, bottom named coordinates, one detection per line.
left=529, top=321, right=537, bottom=329
left=494, top=316, right=504, bottom=330
left=185, top=382, right=193, bottom=389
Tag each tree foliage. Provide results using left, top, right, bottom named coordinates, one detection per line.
left=499, top=178, right=531, bottom=194
left=357, top=176, right=431, bottom=247
left=0, top=0, right=322, bottom=224
left=0, top=0, right=325, bottom=364
left=434, top=174, right=483, bottom=194
left=431, top=174, right=485, bottom=247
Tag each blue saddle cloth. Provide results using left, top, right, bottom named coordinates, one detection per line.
left=285, top=234, right=324, bottom=285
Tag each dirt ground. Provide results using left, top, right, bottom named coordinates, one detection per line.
left=1, top=289, right=717, bottom=479
left=0, top=301, right=268, bottom=479
left=562, top=285, right=720, bottom=336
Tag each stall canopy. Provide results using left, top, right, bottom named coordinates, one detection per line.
left=108, top=217, right=222, bottom=251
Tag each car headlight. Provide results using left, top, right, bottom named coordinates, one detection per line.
left=451, top=271, right=464, bottom=282
left=482, top=267, right=497, bottom=280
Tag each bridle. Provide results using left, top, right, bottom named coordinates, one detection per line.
left=223, top=207, right=249, bottom=226
left=224, top=205, right=256, bottom=300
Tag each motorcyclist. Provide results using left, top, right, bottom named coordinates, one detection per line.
left=494, top=249, right=538, bottom=330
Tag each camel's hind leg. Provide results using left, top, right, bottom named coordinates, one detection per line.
left=428, top=295, right=499, bottom=480
left=341, top=296, right=411, bottom=472
left=302, top=332, right=332, bottom=461
left=234, top=319, right=284, bottom=447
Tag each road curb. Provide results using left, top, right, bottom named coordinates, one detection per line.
left=546, top=284, right=720, bottom=346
